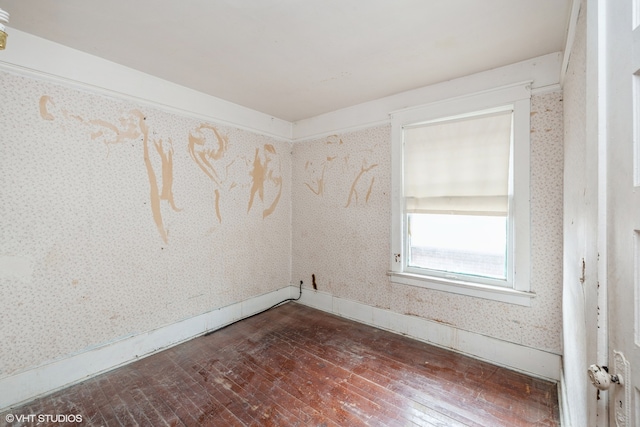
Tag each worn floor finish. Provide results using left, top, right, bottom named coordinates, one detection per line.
left=1, top=303, right=559, bottom=426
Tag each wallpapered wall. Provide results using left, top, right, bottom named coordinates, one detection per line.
left=0, top=71, right=292, bottom=377
left=292, top=91, right=564, bottom=355
left=0, top=66, right=564, bottom=380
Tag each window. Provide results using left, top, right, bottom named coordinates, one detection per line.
left=389, top=83, right=534, bottom=306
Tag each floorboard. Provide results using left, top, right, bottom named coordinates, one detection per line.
left=0, top=303, right=559, bottom=426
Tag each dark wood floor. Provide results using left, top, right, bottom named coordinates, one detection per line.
left=1, top=303, right=559, bottom=426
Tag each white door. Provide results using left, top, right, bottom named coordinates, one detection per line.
left=606, top=0, right=640, bottom=425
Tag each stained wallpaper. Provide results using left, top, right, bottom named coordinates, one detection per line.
left=0, top=72, right=291, bottom=376
left=292, top=92, right=564, bottom=355
left=0, top=68, right=563, bottom=381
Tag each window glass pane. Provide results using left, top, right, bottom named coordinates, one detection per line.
left=407, top=213, right=507, bottom=280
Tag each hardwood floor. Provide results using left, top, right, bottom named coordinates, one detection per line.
left=1, top=303, right=559, bottom=426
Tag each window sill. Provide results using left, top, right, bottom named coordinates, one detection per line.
left=387, top=271, right=535, bottom=306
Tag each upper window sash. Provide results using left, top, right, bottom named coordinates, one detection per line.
left=403, top=108, right=513, bottom=216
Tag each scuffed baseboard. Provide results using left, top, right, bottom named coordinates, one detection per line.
left=295, top=285, right=561, bottom=382
left=0, top=286, right=292, bottom=412
left=0, top=284, right=562, bottom=412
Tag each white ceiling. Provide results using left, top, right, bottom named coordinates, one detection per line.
left=0, top=0, right=572, bottom=122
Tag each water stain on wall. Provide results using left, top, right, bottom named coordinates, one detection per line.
left=188, top=125, right=283, bottom=221
left=155, top=138, right=181, bottom=212
left=303, top=136, right=379, bottom=207
left=38, top=96, right=178, bottom=244
left=39, top=96, right=285, bottom=245
left=88, top=116, right=140, bottom=148
left=39, top=96, right=55, bottom=121
left=188, top=124, right=231, bottom=223
left=247, top=144, right=283, bottom=218
left=188, top=125, right=229, bottom=183
left=135, top=110, right=171, bottom=243
left=345, top=161, right=378, bottom=208
left=304, top=158, right=333, bottom=196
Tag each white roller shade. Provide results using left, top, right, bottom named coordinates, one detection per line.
left=403, top=110, right=512, bottom=215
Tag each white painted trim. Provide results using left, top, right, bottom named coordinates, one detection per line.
left=532, top=83, right=563, bottom=96
left=388, top=272, right=535, bottom=306
left=559, top=368, right=573, bottom=427
left=389, top=82, right=534, bottom=305
left=292, top=52, right=563, bottom=141
left=0, top=286, right=292, bottom=412
left=0, top=28, right=292, bottom=141
left=561, top=0, right=583, bottom=86
left=0, top=28, right=562, bottom=145
left=295, top=286, right=561, bottom=382
left=594, top=0, right=609, bottom=424
left=292, top=118, right=392, bottom=143
left=388, top=80, right=532, bottom=118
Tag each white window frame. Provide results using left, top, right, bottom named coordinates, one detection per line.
left=389, top=82, right=535, bottom=306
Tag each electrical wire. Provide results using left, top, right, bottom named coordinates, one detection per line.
left=203, top=280, right=303, bottom=336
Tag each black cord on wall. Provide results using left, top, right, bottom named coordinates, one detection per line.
left=203, top=280, right=303, bottom=336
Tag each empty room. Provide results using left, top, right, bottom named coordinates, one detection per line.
left=0, top=0, right=635, bottom=426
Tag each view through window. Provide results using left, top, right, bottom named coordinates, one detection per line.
left=407, top=213, right=507, bottom=279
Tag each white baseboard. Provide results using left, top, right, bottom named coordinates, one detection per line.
left=295, top=286, right=561, bottom=382
left=558, top=368, right=571, bottom=427
left=0, top=286, right=293, bottom=412
left=0, top=284, right=561, bottom=412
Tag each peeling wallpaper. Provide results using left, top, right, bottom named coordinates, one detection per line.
left=292, top=130, right=392, bottom=307
left=0, top=67, right=563, bottom=381
left=292, top=92, right=564, bottom=354
left=0, top=72, right=291, bottom=377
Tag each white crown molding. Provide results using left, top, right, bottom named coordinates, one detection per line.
left=0, top=28, right=563, bottom=144
left=293, top=52, right=563, bottom=142
left=0, top=27, right=293, bottom=141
